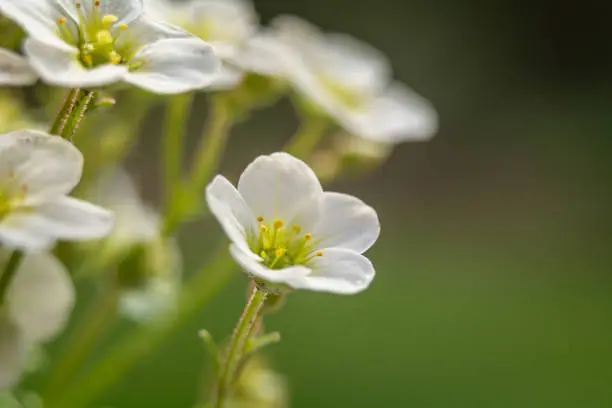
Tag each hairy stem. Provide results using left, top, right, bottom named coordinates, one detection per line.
left=215, top=287, right=268, bottom=408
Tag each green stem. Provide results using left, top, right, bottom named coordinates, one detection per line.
left=65, top=90, right=95, bottom=141
left=49, top=89, right=79, bottom=136
left=215, top=287, right=268, bottom=408
left=46, top=247, right=236, bottom=408
left=42, top=286, right=118, bottom=398
left=0, top=251, right=24, bottom=308
left=163, top=93, right=195, bottom=203
left=284, top=115, right=329, bottom=159
left=162, top=95, right=234, bottom=236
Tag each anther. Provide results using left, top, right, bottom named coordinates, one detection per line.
left=120, top=23, right=128, bottom=30
left=260, top=225, right=268, bottom=232
left=102, top=14, right=118, bottom=28
left=257, top=216, right=264, bottom=222
left=316, top=251, right=323, bottom=257
left=96, top=30, right=113, bottom=46
left=292, top=225, right=301, bottom=233
left=304, top=233, right=312, bottom=241
left=273, top=220, right=284, bottom=229
left=275, top=248, right=286, bottom=257
left=109, top=51, right=121, bottom=64
left=94, top=0, right=101, bottom=6
left=57, top=16, right=67, bottom=24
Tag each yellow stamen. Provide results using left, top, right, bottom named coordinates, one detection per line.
left=316, top=251, right=323, bottom=257
left=57, top=16, right=66, bottom=24
left=120, top=23, right=128, bottom=31
left=96, top=29, right=113, bottom=46
left=109, top=51, right=121, bottom=64
left=292, top=225, right=301, bottom=233
left=257, top=216, right=264, bottom=222
left=273, top=220, right=284, bottom=229
left=82, top=54, right=93, bottom=67
left=102, top=14, right=118, bottom=28
left=304, top=233, right=312, bottom=241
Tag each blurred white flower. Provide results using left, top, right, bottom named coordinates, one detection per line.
left=260, top=16, right=438, bottom=143
left=90, top=169, right=181, bottom=323
left=0, top=251, right=74, bottom=390
left=0, top=0, right=220, bottom=93
left=206, top=152, right=379, bottom=294
left=0, top=130, right=114, bottom=251
left=147, top=0, right=258, bottom=89
left=0, top=48, right=37, bottom=86
left=92, top=169, right=159, bottom=254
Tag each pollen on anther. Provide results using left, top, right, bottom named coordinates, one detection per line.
left=275, top=248, right=285, bottom=257
left=292, top=225, right=301, bottom=233
left=120, top=23, right=128, bottom=31
left=94, top=0, right=101, bottom=6
left=316, top=251, right=323, bottom=257
left=260, top=225, right=268, bottom=232
left=273, top=220, right=284, bottom=229
left=57, top=16, right=67, bottom=24
left=256, top=216, right=264, bottom=222
left=304, top=233, right=312, bottom=241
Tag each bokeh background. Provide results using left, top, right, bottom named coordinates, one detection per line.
left=36, top=0, right=612, bottom=406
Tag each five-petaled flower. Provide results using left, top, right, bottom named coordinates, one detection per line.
left=255, top=16, right=439, bottom=144
left=206, top=152, right=379, bottom=294
left=0, top=129, right=113, bottom=251
left=0, top=0, right=221, bottom=93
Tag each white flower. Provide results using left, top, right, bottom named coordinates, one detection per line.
left=206, top=152, right=379, bottom=294
left=91, top=169, right=159, bottom=253
left=0, top=48, right=37, bottom=86
left=0, top=129, right=114, bottom=251
left=0, top=0, right=221, bottom=93
left=147, top=0, right=258, bottom=89
left=259, top=16, right=438, bottom=143
left=0, top=251, right=75, bottom=390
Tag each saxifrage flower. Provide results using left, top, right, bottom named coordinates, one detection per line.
left=206, top=152, right=379, bottom=294
left=0, top=0, right=221, bottom=93
left=0, top=129, right=113, bottom=251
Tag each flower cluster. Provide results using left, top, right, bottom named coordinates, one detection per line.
left=0, top=0, right=438, bottom=405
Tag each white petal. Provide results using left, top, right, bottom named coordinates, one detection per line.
left=343, top=82, right=438, bottom=143
left=237, top=153, right=322, bottom=223
left=92, top=169, right=159, bottom=246
left=208, top=63, right=244, bottom=90
left=58, top=0, right=143, bottom=26
left=300, top=248, right=375, bottom=294
left=191, top=0, right=258, bottom=49
left=302, top=192, right=380, bottom=253
left=229, top=244, right=311, bottom=287
left=0, top=318, right=27, bottom=391
left=206, top=175, right=258, bottom=256
left=235, top=33, right=294, bottom=77
left=2, top=197, right=114, bottom=246
left=0, top=223, right=55, bottom=251
left=0, top=130, right=82, bottom=204
left=7, top=252, right=75, bottom=343
left=0, top=0, right=67, bottom=48
left=23, top=38, right=128, bottom=88
left=124, top=38, right=220, bottom=94
left=0, top=49, right=38, bottom=86
left=115, top=14, right=190, bottom=54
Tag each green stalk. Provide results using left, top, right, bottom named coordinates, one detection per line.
left=162, top=95, right=234, bottom=236
left=0, top=251, right=25, bottom=308
left=49, top=88, right=80, bottom=136
left=284, top=115, right=329, bottom=159
left=163, top=93, right=195, bottom=203
left=214, top=287, right=268, bottom=408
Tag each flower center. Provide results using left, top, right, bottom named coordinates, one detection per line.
left=250, top=218, right=322, bottom=269
left=56, top=0, right=132, bottom=68
left=0, top=174, right=27, bottom=220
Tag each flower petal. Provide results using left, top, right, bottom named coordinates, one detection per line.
left=229, top=244, right=311, bottom=287
left=0, top=0, right=67, bottom=48
left=343, top=82, right=438, bottom=143
left=303, top=192, right=380, bottom=253
left=300, top=247, right=375, bottom=294
left=237, top=153, right=322, bottom=223
left=0, top=317, right=27, bottom=391
left=58, top=0, right=143, bottom=26
left=2, top=197, right=113, bottom=245
left=124, top=37, right=220, bottom=93
left=7, top=252, right=75, bottom=343
left=206, top=175, right=258, bottom=256
left=0, top=49, right=38, bottom=86
left=115, top=14, right=190, bottom=55
left=0, top=130, right=82, bottom=204
left=23, top=38, right=128, bottom=88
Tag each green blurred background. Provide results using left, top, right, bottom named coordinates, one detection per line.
left=44, top=0, right=612, bottom=406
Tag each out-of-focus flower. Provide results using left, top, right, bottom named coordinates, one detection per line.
left=0, top=48, right=37, bottom=86
left=0, top=95, right=39, bottom=133
left=260, top=16, right=438, bottom=143
left=0, top=0, right=220, bottom=93
left=89, top=169, right=181, bottom=323
left=227, top=356, right=288, bottom=408
left=206, top=152, right=379, bottom=295
left=0, top=251, right=75, bottom=390
left=147, top=0, right=258, bottom=89
left=0, top=130, right=114, bottom=251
